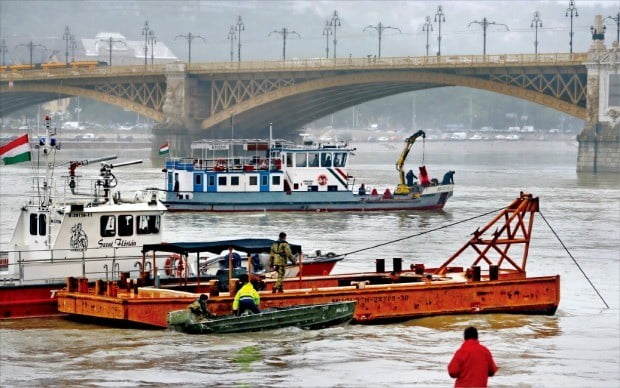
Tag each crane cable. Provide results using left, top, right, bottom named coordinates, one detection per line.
left=539, top=212, right=609, bottom=309
left=340, top=206, right=504, bottom=257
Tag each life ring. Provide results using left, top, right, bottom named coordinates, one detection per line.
left=317, top=174, right=328, bottom=186
left=164, top=254, right=184, bottom=277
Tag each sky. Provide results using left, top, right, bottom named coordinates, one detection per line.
left=1, top=0, right=619, bottom=63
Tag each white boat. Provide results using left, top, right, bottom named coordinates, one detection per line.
left=0, top=115, right=166, bottom=319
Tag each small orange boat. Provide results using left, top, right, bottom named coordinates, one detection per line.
left=57, top=192, right=560, bottom=328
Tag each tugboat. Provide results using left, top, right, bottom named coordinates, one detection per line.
left=162, top=128, right=454, bottom=212
left=0, top=115, right=166, bottom=319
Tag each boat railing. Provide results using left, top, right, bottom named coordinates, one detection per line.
left=166, top=156, right=281, bottom=172
left=0, top=246, right=163, bottom=285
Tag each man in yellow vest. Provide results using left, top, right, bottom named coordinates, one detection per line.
left=270, top=232, right=296, bottom=293
left=232, top=274, right=261, bottom=316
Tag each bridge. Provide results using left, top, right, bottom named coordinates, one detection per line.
left=0, top=43, right=618, bottom=172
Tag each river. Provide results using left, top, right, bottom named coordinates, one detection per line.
left=0, top=139, right=618, bottom=387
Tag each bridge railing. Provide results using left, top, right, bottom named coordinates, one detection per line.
left=0, top=52, right=588, bottom=81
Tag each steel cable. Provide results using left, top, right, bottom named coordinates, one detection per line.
left=539, top=211, right=609, bottom=309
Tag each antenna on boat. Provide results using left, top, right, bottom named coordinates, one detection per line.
left=269, top=122, right=273, bottom=168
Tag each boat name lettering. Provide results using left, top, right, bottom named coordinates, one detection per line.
left=49, top=289, right=62, bottom=298
left=303, top=180, right=313, bottom=185
left=97, top=238, right=137, bottom=248
left=207, top=144, right=229, bottom=151
left=68, top=212, right=93, bottom=218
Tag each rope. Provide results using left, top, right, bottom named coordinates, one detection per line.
left=341, top=207, right=504, bottom=257
left=539, top=211, right=609, bottom=309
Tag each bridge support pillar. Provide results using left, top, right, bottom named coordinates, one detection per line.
left=151, top=127, right=193, bottom=160
left=577, top=18, right=619, bottom=173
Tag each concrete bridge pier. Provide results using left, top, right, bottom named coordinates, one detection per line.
left=577, top=17, right=619, bottom=173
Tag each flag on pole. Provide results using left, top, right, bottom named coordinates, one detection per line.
left=159, top=142, right=170, bottom=155
left=0, top=134, right=31, bottom=165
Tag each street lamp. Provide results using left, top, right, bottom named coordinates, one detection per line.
left=328, top=10, right=341, bottom=59
left=141, top=20, right=154, bottom=66
left=605, top=12, right=620, bottom=44
left=99, top=36, right=127, bottom=66
left=15, top=41, right=46, bottom=66
left=422, top=16, right=433, bottom=57
left=322, top=20, right=332, bottom=59
left=531, top=11, right=543, bottom=55
left=363, top=22, right=401, bottom=58
left=268, top=28, right=301, bottom=61
left=565, top=0, right=578, bottom=54
left=148, top=34, right=156, bottom=65
left=62, top=26, right=72, bottom=65
left=174, top=32, right=206, bottom=63
left=1, top=39, right=8, bottom=66
left=227, top=26, right=236, bottom=63
left=468, top=17, right=509, bottom=56
left=434, top=5, right=446, bottom=56
left=235, top=16, right=245, bottom=62
left=70, top=35, right=77, bottom=62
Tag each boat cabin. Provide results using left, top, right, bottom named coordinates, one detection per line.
left=164, top=139, right=356, bottom=196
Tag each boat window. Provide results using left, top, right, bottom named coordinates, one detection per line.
left=29, top=214, right=38, bottom=235
left=231, top=176, right=240, bottom=186
left=208, top=175, right=215, bottom=186
left=38, top=214, right=46, bottom=236
left=308, top=185, right=318, bottom=192
left=308, top=152, right=319, bottom=167
left=321, top=152, right=332, bottom=167
left=195, top=174, right=202, bottom=185
left=286, top=153, right=293, bottom=167
left=100, top=215, right=116, bottom=237
left=137, top=215, right=160, bottom=234
left=296, top=153, right=307, bottom=167
left=249, top=176, right=258, bottom=186
left=118, top=215, right=133, bottom=237
left=218, top=176, right=227, bottom=186
left=327, top=185, right=338, bottom=192
left=333, top=152, right=347, bottom=167
left=272, top=176, right=281, bottom=186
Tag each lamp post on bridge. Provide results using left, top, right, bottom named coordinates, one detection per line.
left=434, top=5, right=446, bottom=56
left=99, top=36, right=127, bottom=67
left=175, top=32, right=205, bottom=63
left=328, top=10, right=341, bottom=59
left=268, top=28, right=301, bottom=61
left=227, top=26, right=236, bottom=63
left=1, top=39, right=8, bottom=66
left=565, top=0, right=578, bottom=54
left=531, top=11, right=543, bottom=55
left=141, top=20, right=154, bottom=66
left=468, top=17, right=509, bottom=56
left=605, top=12, right=620, bottom=44
left=422, top=16, right=433, bottom=57
left=235, top=16, right=245, bottom=63
left=148, top=34, right=157, bottom=65
left=15, top=41, right=46, bottom=66
left=322, top=20, right=332, bottom=59
left=69, top=35, right=76, bottom=62
left=363, top=22, right=401, bottom=59
left=62, top=26, right=72, bottom=65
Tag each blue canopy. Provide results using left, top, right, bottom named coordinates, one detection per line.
left=142, top=238, right=302, bottom=256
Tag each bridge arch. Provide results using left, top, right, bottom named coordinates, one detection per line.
left=1, top=83, right=166, bottom=123
left=203, top=70, right=586, bottom=131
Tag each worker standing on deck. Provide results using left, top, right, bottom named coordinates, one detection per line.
left=406, top=169, right=417, bottom=186
left=442, top=170, right=455, bottom=185
left=448, top=326, right=498, bottom=387
left=270, top=232, right=296, bottom=293
left=232, top=274, right=261, bottom=315
left=187, top=294, right=212, bottom=320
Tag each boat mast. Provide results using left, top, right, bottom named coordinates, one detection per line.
left=268, top=122, right=272, bottom=169
left=40, top=115, right=57, bottom=211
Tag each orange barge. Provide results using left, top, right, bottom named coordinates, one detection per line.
left=57, top=192, right=560, bottom=328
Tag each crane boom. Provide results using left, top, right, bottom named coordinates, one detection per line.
left=395, top=129, right=425, bottom=195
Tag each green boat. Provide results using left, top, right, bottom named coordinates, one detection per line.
left=167, top=301, right=356, bottom=334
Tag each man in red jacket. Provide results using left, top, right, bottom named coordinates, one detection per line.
left=448, top=326, right=498, bottom=387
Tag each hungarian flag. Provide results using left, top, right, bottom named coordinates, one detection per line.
left=1, top=134, right=31, bottom=165
left=158, top=142, right=170, bottom=155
